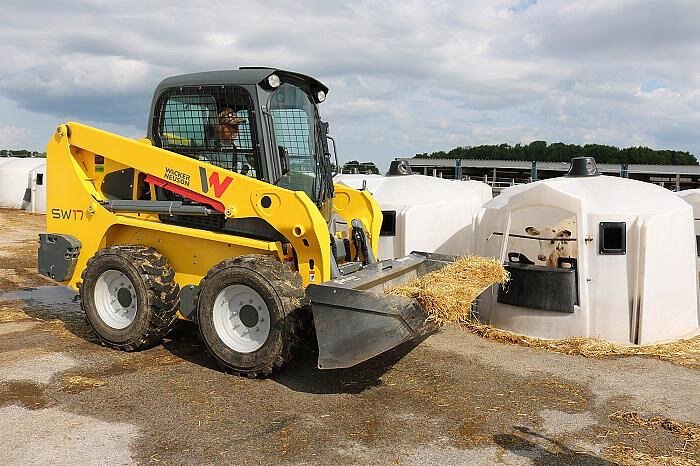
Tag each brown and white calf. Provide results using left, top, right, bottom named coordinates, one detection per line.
left=524, top=219, right=577, bottom=267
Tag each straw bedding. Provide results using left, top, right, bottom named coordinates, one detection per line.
left=463, top=320, right=700, bottom=369
left=388, top=256, right=509, bottom=325
left=388, top=255, right=699, bottom=368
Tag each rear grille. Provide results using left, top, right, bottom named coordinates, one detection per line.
left=160, top=213, right=226, bottom=231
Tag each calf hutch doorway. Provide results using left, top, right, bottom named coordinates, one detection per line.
left=475, top=157, right=700, bottom=345
left=498, top=205, right=579, bottom=314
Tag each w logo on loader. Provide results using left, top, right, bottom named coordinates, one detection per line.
left=199, top=167, right=233, bottom=198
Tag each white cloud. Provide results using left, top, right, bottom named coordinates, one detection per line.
left=0, top=126, right=29, bottom=149
left=204, top=32, right=237, bottom=47
left=0, top=0, right=698, bottom=163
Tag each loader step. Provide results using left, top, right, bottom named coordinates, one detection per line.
left=337, top=261, right=362, bottom=276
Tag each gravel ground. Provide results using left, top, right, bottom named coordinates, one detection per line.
left=0, top=208, right=698, bottom=465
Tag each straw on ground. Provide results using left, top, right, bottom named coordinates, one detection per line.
left=606, top=412, right=700, bottom=466
left=610, top=411, right=700, bottom=446
left=463, top=320, right=700, bottom=369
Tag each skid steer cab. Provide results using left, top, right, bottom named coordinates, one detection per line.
left=39, top=67, right=453, bottom=377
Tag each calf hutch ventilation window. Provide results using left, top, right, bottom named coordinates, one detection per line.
left=154, top=86, right=261, bottom=178
left=380, top=210, right=396, bottom=237
left=599, top=222, right=626, bottom=255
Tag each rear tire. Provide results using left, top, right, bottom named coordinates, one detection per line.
left=196, top=254, right=306, bottom=377
left=80, top=245, right=180, bottom=351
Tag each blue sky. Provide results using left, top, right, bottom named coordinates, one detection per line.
left=1, top=0, right=699, bottom=171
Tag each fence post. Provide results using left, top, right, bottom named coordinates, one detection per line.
left=620, top=163, right=629, bottom=178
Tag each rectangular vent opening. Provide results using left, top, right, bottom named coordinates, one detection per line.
left=380, top=211, right=396, bottom=237
left=599, top=222, right=626, bottom=255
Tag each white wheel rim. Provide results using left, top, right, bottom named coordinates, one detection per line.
left=213, top=284, right=271, bottom=353
left=94, top=270, right=138, bottom=330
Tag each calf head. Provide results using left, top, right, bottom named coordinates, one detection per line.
left=525, top=226, right=573, bottom=264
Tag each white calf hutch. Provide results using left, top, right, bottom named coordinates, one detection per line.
left=677, top=189, right=700, bottom=256
left=0, top=157, right=47, bottom=213
left=475, top=158, right=699, bottom=345
left=677, top=189, right=700, bottom=308
left=335, top=160, right=492, bottom=260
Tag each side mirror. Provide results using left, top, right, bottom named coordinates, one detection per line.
left=278, top=145, right=289, bottom=175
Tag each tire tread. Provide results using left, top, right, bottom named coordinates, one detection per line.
left=197, top=254, right=308, bottom=378
left=80, top=245, right=179, bottom=351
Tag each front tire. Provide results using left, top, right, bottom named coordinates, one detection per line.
left=197, top=255, right=305, bottom=377
left=80, top=245, right=180, bottom=351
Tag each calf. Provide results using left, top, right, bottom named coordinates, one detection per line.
left=524, top=219, right=577, bottom=267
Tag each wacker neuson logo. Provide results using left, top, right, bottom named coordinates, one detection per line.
left=163, top=167, right=191, bottom=186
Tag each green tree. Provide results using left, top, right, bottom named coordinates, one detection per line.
left=411, top=141, right=697, bottom=165
left=341, top=160, right=380, bottom=174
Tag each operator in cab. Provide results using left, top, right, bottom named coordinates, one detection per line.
left=218, top=107, right=252, bottom=176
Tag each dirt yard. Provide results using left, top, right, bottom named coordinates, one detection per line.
left=1, top=208, right=698, bottom=465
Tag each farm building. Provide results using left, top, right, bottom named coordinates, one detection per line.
left=405, top=158, right=700, bottom=193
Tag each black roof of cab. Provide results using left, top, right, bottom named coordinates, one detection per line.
left=153, top=67, right=328, bottom=98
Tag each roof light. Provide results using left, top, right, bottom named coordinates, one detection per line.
left=317, top=90, right=326, bottom=102
left=267, top=74, right=281, bottom=88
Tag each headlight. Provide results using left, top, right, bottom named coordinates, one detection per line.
left=267, top=74, right=281, bottom=88
left=317, top=90, right=326, bottom=102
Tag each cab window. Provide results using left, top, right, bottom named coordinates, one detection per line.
left=155, top=86, right=260, bottom=178
left=270, top=83, right=320, bottom=201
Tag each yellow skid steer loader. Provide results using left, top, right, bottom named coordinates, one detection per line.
left=39, top=68, right=453, bottom=376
